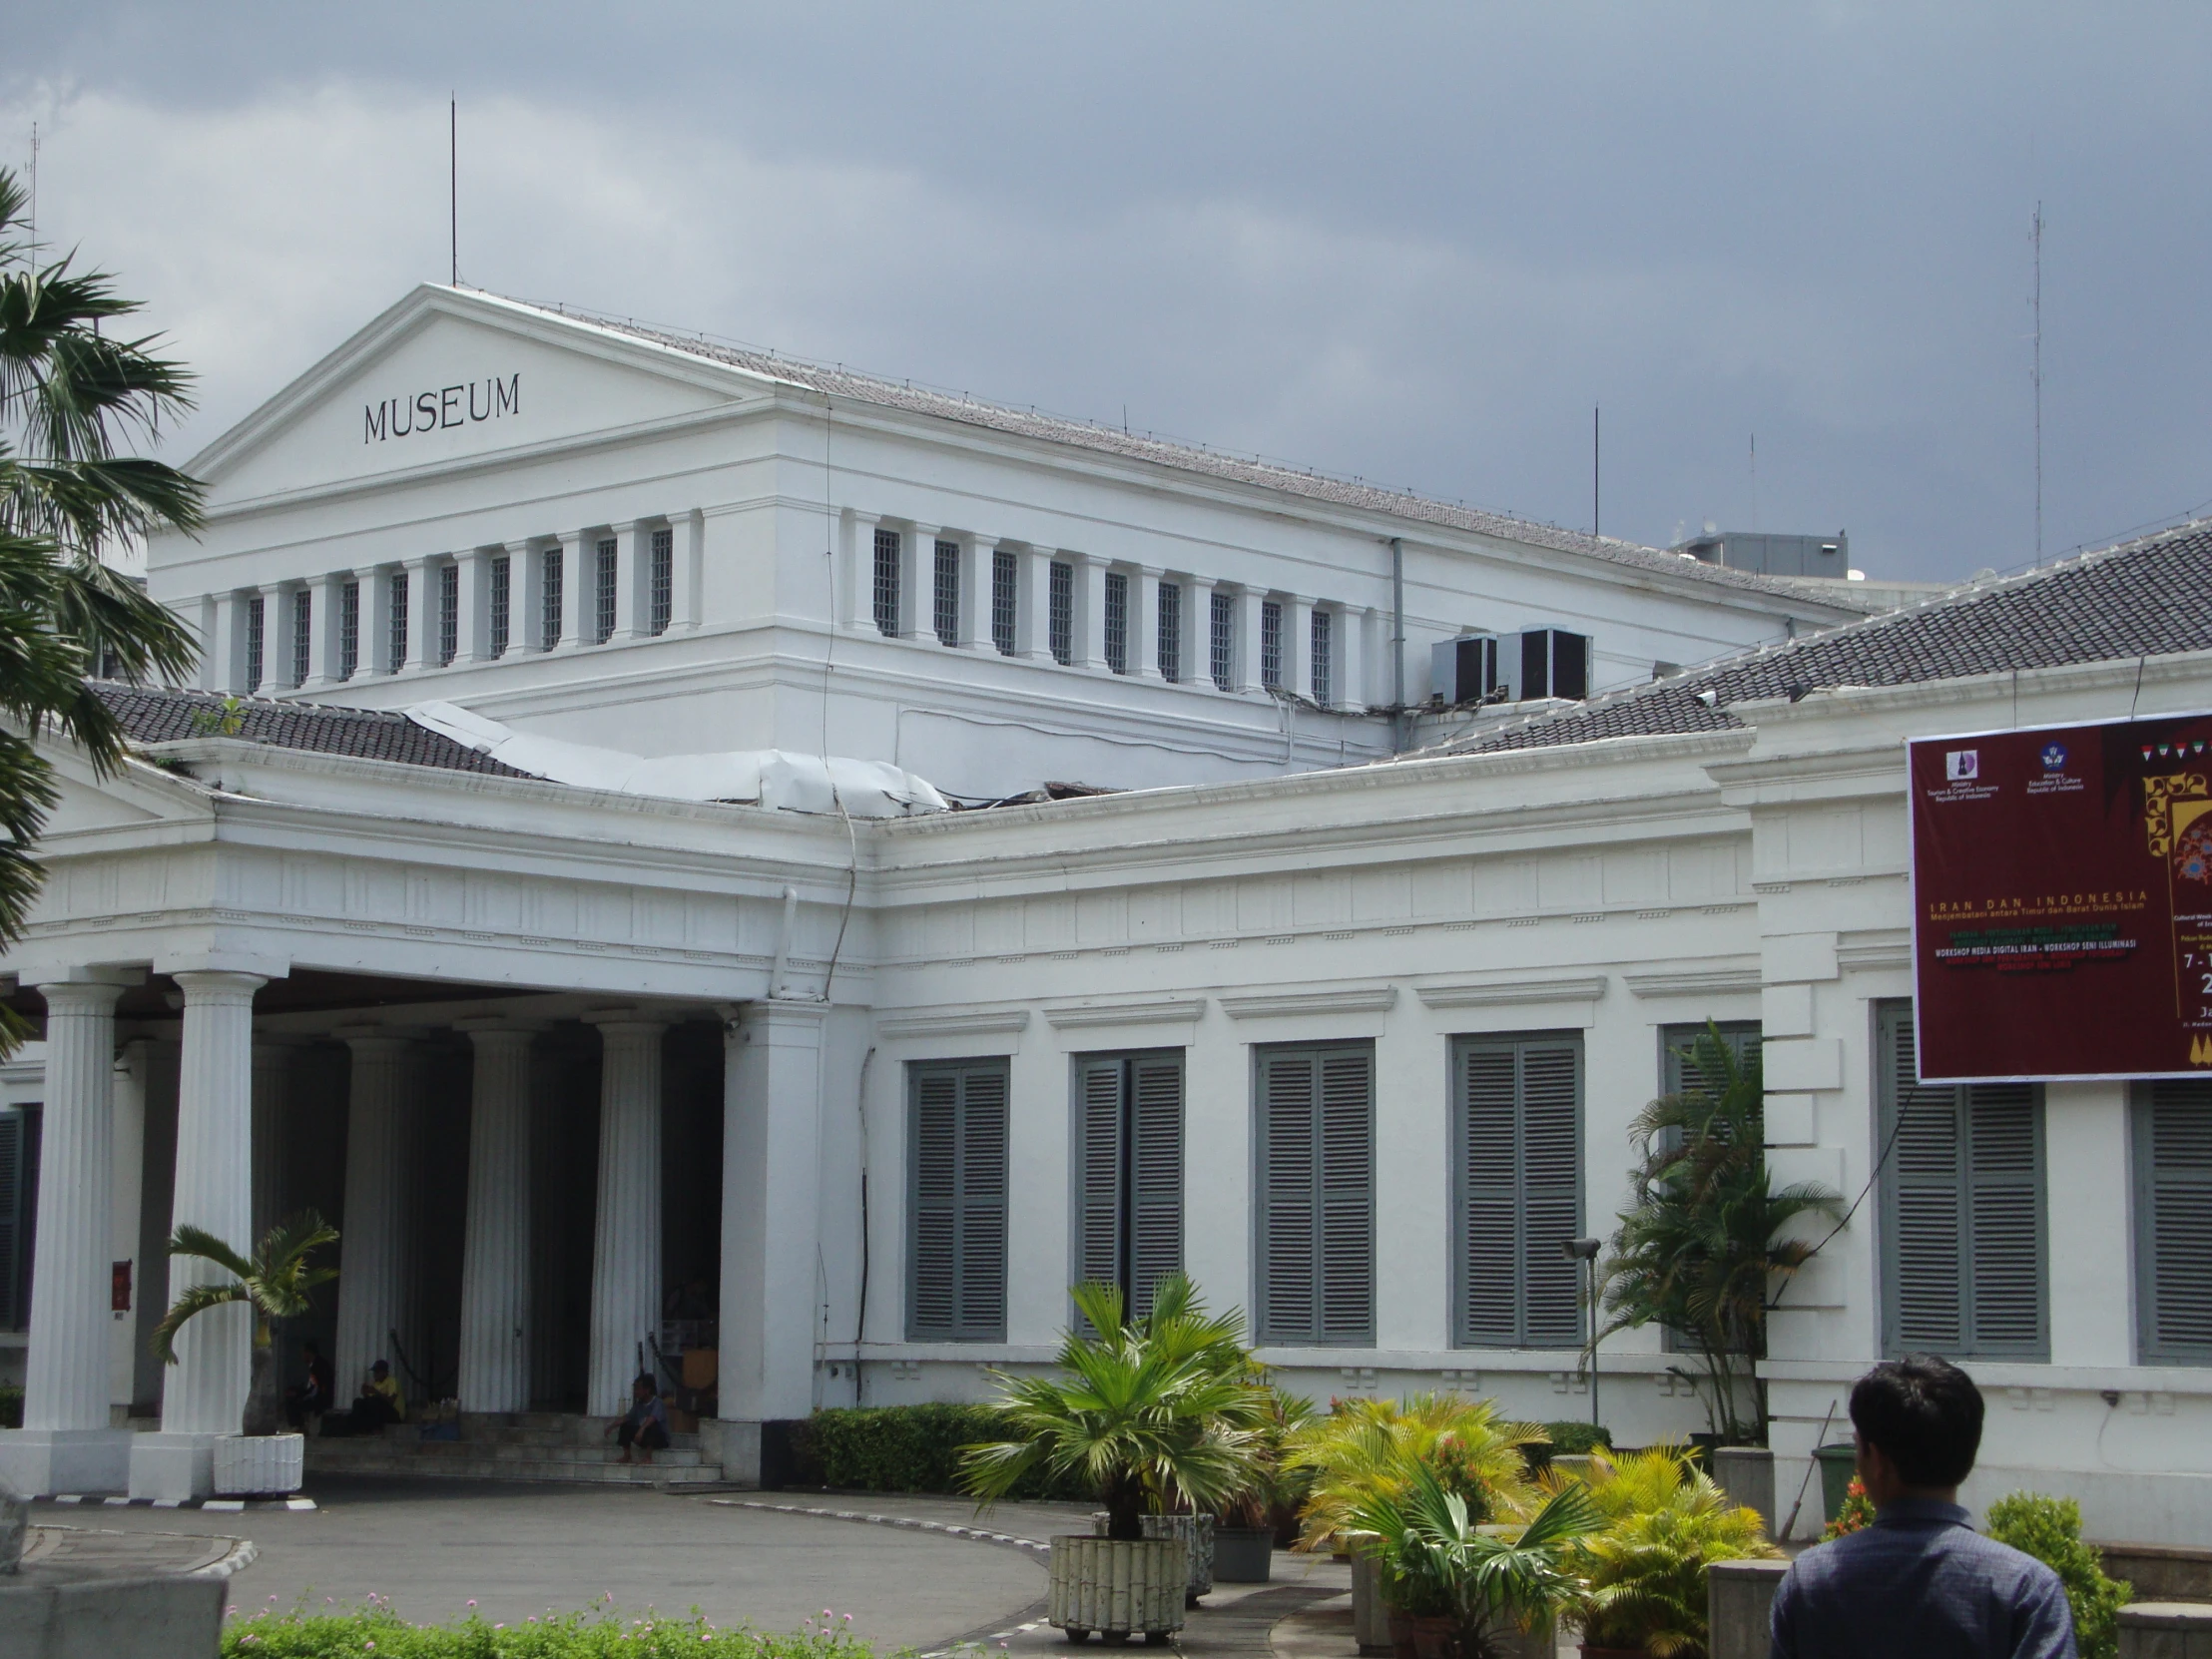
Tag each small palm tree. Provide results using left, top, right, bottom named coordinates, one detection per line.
left=154, top=1212, right=338, bottom=1435
left=1562, top=1443, right=1779, bottom=1659
left=1285, top=1393, right=1548, bottom=1552
left=961, top=1275, right=1273, bottom=1538
left=1351, top=1459, right=1599, bottom=1659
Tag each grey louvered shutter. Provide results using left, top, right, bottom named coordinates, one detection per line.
left=1965, top=1084, right=2045, bottom=1355
left=957, top=1065, right=1009, bottom=1340
left=1317, top=1048, right=1375, bottom=1343
left=908, top=1069, right=960, bottom=1338
left=1519, top=1039, right=1584, bottom=1347
left=1458, top=1042, right=1521, bottom=1345
left=1128, top=1054, right=1185, bottom=1320
left=1074, top=1057, right=1125, bottom=1297
left=2139, top=1082, right=2212, bottom=1361
left=0, top=1112, right=20, bottom=1331
left=1885, top=1007, right=1966, bottom=1350
left=1257, top=1050, right=1317, bottom=1343
left=1662, top=1022, right=1762, bottom=1098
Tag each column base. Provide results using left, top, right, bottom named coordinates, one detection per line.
left=702, top=1418, right=814, bottom=1489
left=128, top=1431, right=232, bottom=1502
left=0, top=1426, right=136, bottom=1495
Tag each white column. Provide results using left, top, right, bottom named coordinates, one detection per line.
left=956, top=534, right=995, bottom=651
left=456, top=1023, right=536, bottom=1413
left=672, top=508, right=705, bottom=632
left=110, top=1037, right=149, bottom=1408
left=555, top=531, right=590, bottom=652
left=613, top=521, right=645, bottom=641
left=250, top=1039, right=293, bottom=1248
left=301, top=573, right=343, bottom=690
left=455, top=548, right=491, bottom=663
left=332, top=1032, right=412, bottom=1395
left=1285, top=595, right=1315, bottom=703
left=24, top=979, right=127, bottom=1431
left=1338, top=605, right=1369, bottom=712
left=1073, top=554, right=1110, bottom=672
left=896, top=525, right=930, bottom=641
left=160, top=971, right=262, bottom=1434
left=844, top=513, right=877, bottom=633
left=1234, top=588, right=1268, bottom=693
left=586, top=1013, right=665, bottom=1416
left=1185, top=577, right=1216, bottom=689
left=1132, top=569, right=1165, bottom=682
left=718, top=1001, right=826, bottom=1455
left=1018, top=546, right=1054, bottom=662
left=403, top=556, right=439, bottom=672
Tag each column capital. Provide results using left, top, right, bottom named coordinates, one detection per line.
left=582, top=1008, right=670, bottom=1037
left=452, top=1016, right=549, bottom=1038
left=330, top=1024, right=415, bottom=1054
left=168, top=969, right=268, bottom=1004
left=29, top=965, right=143, bottom=997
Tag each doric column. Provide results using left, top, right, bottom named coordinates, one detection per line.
left=331, top=1031, right=412, bottom=1396
left=958, top=534, right=996, bottom=651
left=23, top=977, right=129, bottom=1433
left=1234, top=587, right=1269, bottom=693
left=585, top=1013, right=666, bottom=1416
left=719, top=1001, right=827, bottom=1447
left=456, top=1022, right=537, bottom=1413
left=1018, top=545, right=1055, bottom=662
left=111, top=1037, right=150, bottom=1407
left=250, top=1038, right=295, bottom=1248
left=160, top=970, right=263, bottom=1435
left=1074, top=553, right=1110, bottom=672
left=1132, top=569, right=1165, bottom=681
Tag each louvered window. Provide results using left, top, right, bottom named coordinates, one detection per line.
left=1104, top=572, right=1129, bottom=674
left=594, top=538, right=618, bottom=644
left=438, top=562, right=460, bottom=666
left=1049, top=560, right=1074, bottom=665
left=387, top=571, right=408, bottom=672
left=1210, top=590, right=1235, bottom=690
left=339, top=581, right=360, bottom=680
left=933, top=539, right=960, bottom=646
left=1877, top=1002, right=2047, bottom=1359
left=245, top=594, right=266, bottom=692
left=2135, top=1080, right=2212, bottom=1363
left=0, top=1106, right=38, bottom=1331
left=488, top=555, right=510, bottom=658
left=1158, top=583, right=1182, bottom=683
left=1255, top=1043, right=1374, bottom=1345
left=290, top=590, right=311, bottom=687
left=907, top=1058, right=1009, bottom=1341
left=1260, top=601, right=1284, bottom=689
left=991, top=550, right=1018, bottom=655
left=1453, top=1034, right=1582, bottom=1348
left=1072, top=1051, right=1184, bottom=1322
left=1662, top=1022, right=1762, bottom=1097
left=650, top=528, right=673, bottom=636
left=1311, top=609, right=1333, bottom=707
left=873, top=527, right=902, bottom=637
left=540, top=548, right=563, bottom=650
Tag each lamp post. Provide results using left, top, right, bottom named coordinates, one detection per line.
left=1563, top=1237, right=1602, bottom=1430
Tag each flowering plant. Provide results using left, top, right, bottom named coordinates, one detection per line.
left=1821, top=1476, right=1876, bottom=1540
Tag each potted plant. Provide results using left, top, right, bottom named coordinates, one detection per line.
left=153, top=1212, right=338, bottom=1495
left=962, top=1275, right=1270, bottom=1644
left=1214, top=1383, right=1314, bottom=1582
left=1561, top=1442, right=1778, bottom=1659
left=1287, top=1393, right=1548, bottom=1555
left=1351, top=1459, right=1598, bottom=1659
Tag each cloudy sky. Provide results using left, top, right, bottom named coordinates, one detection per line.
left=10, top=4, right=2211, bottom=581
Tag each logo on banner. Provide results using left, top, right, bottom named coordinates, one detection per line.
left=1946, top=751, right=1979, bottom=783
left=2041, top=743, right=2068, bottom=772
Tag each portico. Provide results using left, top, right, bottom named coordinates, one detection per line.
left=0, top=703, right=858, bottom=1497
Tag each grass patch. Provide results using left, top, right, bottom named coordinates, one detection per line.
left=224, top=1600, right=892, bottom=1658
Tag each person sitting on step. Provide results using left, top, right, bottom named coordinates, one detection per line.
left=610, top=1372, right=670, bottom=1464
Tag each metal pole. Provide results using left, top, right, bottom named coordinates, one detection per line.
left=1388, top=537, right=1405, bottom=753
left=1588, top=1257, right=1599, bottom=1429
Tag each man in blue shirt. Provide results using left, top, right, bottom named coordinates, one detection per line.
left=1771, top=1356, right=2076, bottom=1659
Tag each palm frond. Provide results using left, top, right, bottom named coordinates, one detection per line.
left=150, top=1281, right=249, bottom=1365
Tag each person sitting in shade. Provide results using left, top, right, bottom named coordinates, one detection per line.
left=283, top=1339, right=334, bottom=1429
left=609, top=1372, right=670, bottom=1464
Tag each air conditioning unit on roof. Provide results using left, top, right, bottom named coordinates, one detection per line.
left=1430, top=634, right=1502, bottom=705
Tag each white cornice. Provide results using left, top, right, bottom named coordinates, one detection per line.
left=875, top=1008, right=1031, bottom=1038
left=1622, top=961, right=1763, bottom=999
left=1042, top=998, right=1208, bottom=1029
left=1415, top=974, right=1609, bottom=1010
left=1837, top=930, right=1912, bottom=973
left=1220, top=986, right=1397, bottom=1019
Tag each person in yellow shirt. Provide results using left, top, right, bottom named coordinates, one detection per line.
left=357, top=1359, right=405, bottom=1426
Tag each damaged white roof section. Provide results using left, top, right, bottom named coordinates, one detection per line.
left=406, top=702, right=950, bottom=817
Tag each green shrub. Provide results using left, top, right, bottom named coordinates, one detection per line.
left=801, top=1403, right=1088, bottom=1499
left=1985, top=1491, right=2131, bottom=1659
left=0, top=1384, right=21, bottom=1429
left=223, top=1604, right=871, bottom=1657
left=1541, top=1420, right=1612, bottom=1455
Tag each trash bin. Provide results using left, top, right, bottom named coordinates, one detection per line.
left=1814, top=1442, right=1859, bottom=1524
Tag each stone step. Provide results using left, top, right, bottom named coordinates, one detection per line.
left=302, top=1443, right=724, bottom=1486
left=407, top=1440, right=706, bottom=1467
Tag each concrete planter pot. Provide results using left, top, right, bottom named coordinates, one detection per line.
left=1213, top=1526, right=1274, bottom=1583
left=212, top=1432, right=303, bottom=1496
left=1090, top=1511, right=1214, bottom=1603
left=1048, top=1535, right=1188, bottom=1642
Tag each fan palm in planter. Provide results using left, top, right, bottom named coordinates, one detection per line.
left=1351, top=1459, right=1598, bottom=1659
left=153, top=1212, right=338, bottom=1436
left=1560, top=1443, right=1778, bottom=1659
left=1286, top=1393, right=1548, bottom=1554
left=961, top=1276, right=1272, bottom=1642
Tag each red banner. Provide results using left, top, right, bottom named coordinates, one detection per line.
left=1909, top=711, right=2212, bottom=1083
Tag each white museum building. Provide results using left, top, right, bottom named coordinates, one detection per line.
left=0, top=285, right=2208, bottom=1541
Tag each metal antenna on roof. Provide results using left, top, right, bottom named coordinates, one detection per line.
left=449, top=97, right=458, bottom=286
left=2032, top=203, right=2044, bottom=564
left=25, top=121, right=34, bottom=250
left=1749, top=432, right=1758, bottom=531
left=1592, top=405, right=1600, bottom=538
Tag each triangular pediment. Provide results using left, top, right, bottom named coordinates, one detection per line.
left=195, top=287, right=782, bottom=507
left=33, top=747, right=214, bottom=841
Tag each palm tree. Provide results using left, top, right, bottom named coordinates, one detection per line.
left=154, top=1212, right=338, bottom=1435
left=1596, top=1023, right=1842, bottom=1443
left=0, top=166, right=203, bottom=1031
left=1284, top=1393, right=1548, bottom=1553
left=961, top=1275, right=1273, bottom=1538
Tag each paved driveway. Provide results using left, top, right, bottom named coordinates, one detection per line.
left=42, top=1480, right=1057, bottom=1650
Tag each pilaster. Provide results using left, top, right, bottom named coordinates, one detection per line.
left=670, top=509, right=704, bottom=632
left=301, top=572, right=344, bottom=690
left=555, top=531, right=589, bottom=652
left=1132, top=569, right=1165, bottom=681
left=1018, top=546, right=1055, bottom=661
left=612, top=522, right=645, bottom=641
left=1285, top=595, right=1315, bottom=703
left=455, top=548, right=491, bottom=663
left=1075, top=553, right=1111, bottom=673
left=958, top=534, right=996, bottom=651
left=896, top=524, right=929, bottom=641
left=585, top=1013, right=667, bottom=1416
left=1186, top=577, right=1218, bottom=688
left=1234, top=587, right=1269, bottom=693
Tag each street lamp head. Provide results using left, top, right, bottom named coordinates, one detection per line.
left=1562, top=1238, right=1601, bottom=1262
